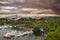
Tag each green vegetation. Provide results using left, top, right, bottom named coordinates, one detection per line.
left=45, top=27, right=60, bottom=40
left=11, top=26, right=20, bottom=30
left=0, top=17, right=60, bottom=40
left=0, top=18, right=60, bottom=33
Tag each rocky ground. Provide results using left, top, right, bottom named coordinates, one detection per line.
left=35, top=36, right=44, bottom=40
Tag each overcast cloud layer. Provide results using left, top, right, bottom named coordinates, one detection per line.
left=0, top=0, right=60, bottom=15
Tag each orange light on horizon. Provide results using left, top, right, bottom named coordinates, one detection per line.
left=0, top=1, right=9, bottom=4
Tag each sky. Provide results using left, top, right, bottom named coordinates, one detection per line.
left=0, top=0, right=60, bottom=15
left=0, top=0, right=60, bottom=8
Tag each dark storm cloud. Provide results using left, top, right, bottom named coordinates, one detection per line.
left=51, top=0, right=60, bottom=9
left=51, top=0, right=60, bottom=15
